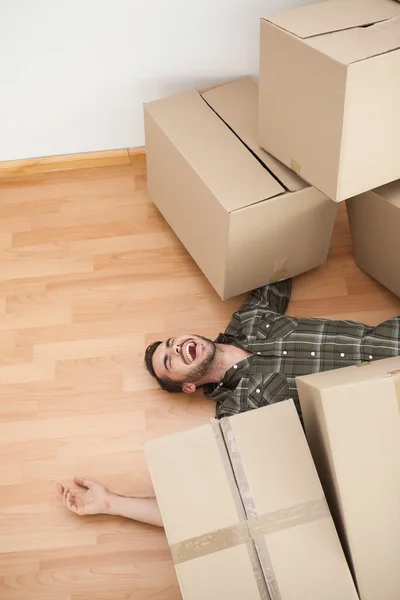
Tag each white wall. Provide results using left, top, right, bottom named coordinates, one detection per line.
left=0, top=0, right=319, bottom=161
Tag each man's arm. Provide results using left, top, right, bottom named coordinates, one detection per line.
left=251, top=279, right=292, bottom=314
left=106, top=493, right=162, bottom=527
left=58, top=477, right=163, bottom=527
left=241, top=279, right=292, bottom=315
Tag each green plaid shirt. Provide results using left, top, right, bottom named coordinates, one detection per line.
left=204, top=280, right=400, bottom=419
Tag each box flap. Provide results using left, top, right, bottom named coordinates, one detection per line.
left=306, top=15, right=400, bottom=65
left=202, top=78, right=307, bottom=193
left=144, top=89, right=284, bottom=212
left=266, top=0, right=400, bottom=39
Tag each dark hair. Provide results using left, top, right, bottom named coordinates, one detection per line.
left=144, top=340, right=183, bottom=393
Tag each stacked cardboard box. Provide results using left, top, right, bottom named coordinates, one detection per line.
left=259, top=0, right=400, bottom=202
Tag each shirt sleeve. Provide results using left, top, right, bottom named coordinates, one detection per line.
left=239, top=279, right=292, bottom=316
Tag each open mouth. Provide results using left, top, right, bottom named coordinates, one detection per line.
left=181, top=340, right=197, bottom=365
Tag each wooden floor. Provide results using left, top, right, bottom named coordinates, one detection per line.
left=0, top=158, right=399, bottom=600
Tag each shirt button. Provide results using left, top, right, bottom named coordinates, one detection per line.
left=311, top=351, right=316, bottom=356
left=219, top=382, right=223, bottom=387
left=340, top=352, right=345, bottom=358
left=233, top=365, right=238, bottom=369
left=369, top=355, right=373, bottom=360
left=256, top=389, right=260, bottom=394
left=257, top=352, right=261, bottom=355
left=283, top=351, right=288, bottom=355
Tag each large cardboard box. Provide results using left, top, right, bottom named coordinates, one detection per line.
left=346, top=180, right=400, bottom=298
left=144, top=77, right=337, bottom=300
left=259, top=0, right=400, bottom=202
left=144, top=400, right=358, bottom=600
left=297, top=358, right=400, bottom=600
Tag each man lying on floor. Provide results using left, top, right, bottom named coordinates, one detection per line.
left=58, top=278, right=400, bottom=526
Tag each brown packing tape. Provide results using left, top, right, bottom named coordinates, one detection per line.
left=212, top=421, right=271, bottom=600
left=290, top=158, right=301, bottom=176
left=389, top=371, right=400, bottom=411
left=220, top=418, right=258, bottom=519
left=211, top=420, right=247, bottom=521
left=170, top=520, right=251, bottom=565
left=272, top=257, right=288, bottom=283
left=248, top=498, right=329, bottom=537
left=221, top=417, right=282, bottom=599
left=251, top=536, right=281, bottom=600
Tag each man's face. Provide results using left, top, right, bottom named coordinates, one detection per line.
left=152, top=334, right=216, bottom=388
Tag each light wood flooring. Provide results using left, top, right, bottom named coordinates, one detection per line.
left=0, top=157, right=399, bottom=599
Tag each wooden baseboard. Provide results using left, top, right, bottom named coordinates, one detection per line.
left=0, top=147, right=146, bottom=178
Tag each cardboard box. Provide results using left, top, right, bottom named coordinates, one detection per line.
left=297, top=358, right=400, bottom=600
left=144, top=400, right=359, bottom=600
left=144, top=77, right=337, bottom=300
left=259, top=0, right=400, bottom=202
left=346, top=180, right=400, bottom=297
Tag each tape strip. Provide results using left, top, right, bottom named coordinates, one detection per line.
left=212, top=420, right=247, bottom=521
left=170, top=521, right=251, bottom=565
left=290, top=158, right=301, bottom=176
left=213, top=420, right=271, bottom=600
left=272, top=257, right=288, bottom=282
left=220, top=418, right=258, bottom=518
left=221, top=418, right=281, bottom=600
left=248, top=498, right=330, bottom=537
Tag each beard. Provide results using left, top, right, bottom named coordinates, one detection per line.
left=183, top=335, right=216, bottom=384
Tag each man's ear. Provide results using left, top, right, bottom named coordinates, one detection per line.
left=182, top=382, right=196, bottom=394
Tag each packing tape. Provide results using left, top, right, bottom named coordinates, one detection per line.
left=272, top=257, right=288, bottom=282
left=212, top=420, right=271, bottom=600
left=170, top=520, right=251, bottom=565
left=248, top=498, right=329, bottom=537
left=290, top=158, right=301, bottom=176
left=212, top=420, right=247, bottom=520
